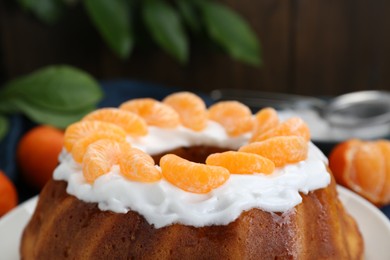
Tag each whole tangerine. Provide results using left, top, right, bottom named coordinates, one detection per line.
left=0, top=170, right=18, bottom=217
left=17, top=125, right=64, bottom=190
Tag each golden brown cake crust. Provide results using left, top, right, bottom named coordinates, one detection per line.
left=21, top=176, right=363, bottom=260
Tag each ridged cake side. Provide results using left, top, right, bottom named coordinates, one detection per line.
left=21, top=177, right=363, bottom=260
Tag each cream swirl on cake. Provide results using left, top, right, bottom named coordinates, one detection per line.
left=53, top=92, right=330, bottom=228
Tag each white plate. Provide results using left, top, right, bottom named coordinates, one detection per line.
left=0, top=196, right=38, bottom=260
left=337, top=186, right=390, bottom=260
left=0, top=187, right=389, bottom=259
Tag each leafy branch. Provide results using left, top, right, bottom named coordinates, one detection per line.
left=17, top=0, right=262, bottom=65
left=0, top=65, right=103, bottom=141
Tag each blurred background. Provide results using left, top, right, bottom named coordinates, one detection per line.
left=1, top=0, right=390, bottom=95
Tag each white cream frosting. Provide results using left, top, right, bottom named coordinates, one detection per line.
left=54, top=121, right=330, bottom=228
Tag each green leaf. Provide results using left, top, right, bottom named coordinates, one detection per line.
left=17, top=0, right=64, bottom=24
left=0, top=98, right=20, bottom=114
left=199, top=1, right=261, bottom=66
left=176, top=0, right=201, bottom=32
left=13, top=99, right=95, bottom=129
left=1, top=65, right=103, bottom=113
left=0, top=115, right=9, bottom=142
left=84, top=0, right=133, bottom=59
left=142, top=0, right=189, bottom=63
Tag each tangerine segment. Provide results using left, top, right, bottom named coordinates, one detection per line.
left=119, top=98, right=180, bottom=128
left=64, top=121, right=126, bottom=152
left=82, top=139, right=130, bottom=183
left=251, top=107, right=279, bottom=142
left=82, top=108, right=148, bottom=136
left=377, top=140, right=390, bottom=203
left=160, top=154, right=230, bottom=194
left=71, top=132, right=127, bottom=163
left=252, top=117, right=310, bottom=142
left=329, top=139, right=390, bottom=206
left=119, top=148, right=162, bottom=182
left=239, top=136, right=308, bottom=167
left=351, top=142, right=386, bottom=204
left=206, top=151, right=275, bottom=175
left=163, top=92, right=208, bottom=131
left=328, top=139, right=362, bottom=187
left=208, top=101, right=254, bottom=136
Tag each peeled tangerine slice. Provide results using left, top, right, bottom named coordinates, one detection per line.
left=206, top=151, right=275, bottom=174
left=250, top=107, right=279, bottom=142
left=71, top=132, right=126, bottom=163
left=82, top=108, right=148, bottom=136
left=82, top=139, right=131, bottom=183
left=329, top=139, right=390, bottom=206
left=64, top=121, right=126, bottom=152
left=160, top=154, right=230, bottom=194
left=377, top=141, right=390, bottom=204
left=119, top=98, right=180, bottom=128
left=163, top=92, right=208, bottom=131
left=251, top=117, right=310, bottom=142
left=119, top=148, right=161, bottom=182
left=208, top=101, right=254, bottom=136
left=239, top=136, right=308, bottom=167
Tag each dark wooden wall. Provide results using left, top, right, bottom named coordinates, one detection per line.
left=1, top=0, right=390, bottom=96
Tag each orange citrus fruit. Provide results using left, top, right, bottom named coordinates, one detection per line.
left=119, top=148, right=161, bottom=182
left=208, top=101, right=254, bottom=136
left=71, top=132, right=127, bottom=163
left=82, top=139, right=131, bottom=183
left=206, top=151, right=275, bottom=174
left=353, top=142, right=386, bottom=203
left=329, top=139, right=390, bottom=206
left=251, top=107, right=279, bottom=142
left=377, top=140, right=390, bottom=203
left=64, top=121, right=126, bottom=152
left=120, top=98, right=180, bottom=128
left=163, top=92, right=208, bottom=131
left=252, top=117, right=310, bottom=142
left=0, top=170, right=18, bottom=217
left=17, top=125, right=64, bottom=189
left=239, top=136, right=308, bottom=167
left=160, top=154, right=230, bottom=194
left=328, top=139, right=362, bottom=187
left=82, top=108, right=148, bottom=136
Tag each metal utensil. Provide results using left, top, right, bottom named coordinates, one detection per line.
left=322, top=90, right=390, bottom=128
left=210, top=89, right=390, bottom=129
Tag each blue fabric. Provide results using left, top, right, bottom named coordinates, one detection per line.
left=0, top=80, right=389, bottom=219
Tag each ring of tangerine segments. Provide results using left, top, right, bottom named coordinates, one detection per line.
left=71, top=131, right=127, bottom=163
left=239, top=136, right=308, bottom=167
left=251, top=117, right=310, bottom=142
left=119, top=98, right=180, bottom=128
left=119, top=148, right=161, bottom=182
left=206, top=151, right=275, bottom=175
left=250, top=107, right=279, bottom=142
left=163, top=92, right=208, bottom=131
left=64, top=121, right=127, bottom=152
left=208, top=101, right=254, bottom=136
left=82, top=139, right=131, bottom=183
left=160, top=154, right=230, bottom=194
left=82, top=108, right=148, bottom=136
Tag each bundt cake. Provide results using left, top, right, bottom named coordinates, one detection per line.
left=20, top=92, right=364, bottom=259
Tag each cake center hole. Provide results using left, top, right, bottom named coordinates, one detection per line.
left=152, top=146, right=231, bottom=165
